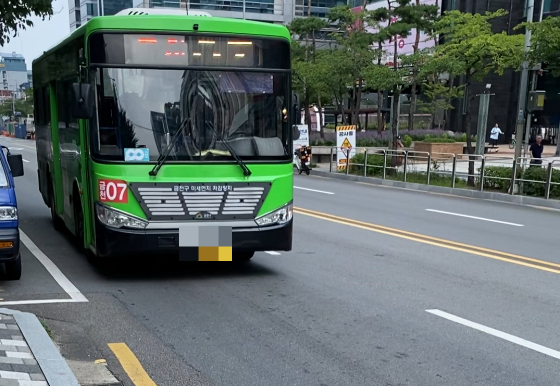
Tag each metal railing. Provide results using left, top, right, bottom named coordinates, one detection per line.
left=326, top=146, right=560, bottom=201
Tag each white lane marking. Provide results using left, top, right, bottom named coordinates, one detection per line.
left=22, top=159, right=29, bottom=163
left=8, top=148, right=23, bottom=151
left=18, top=230, right=88, bottom=303
left=265, top=251, right=281, bottom=255
left=425, top=209, right=524, bottom=227
left=294, top=186, right=335, bottom=195
left=0, top=299, right=83, bottom=306
left=427, top=309, right=560, bottom=360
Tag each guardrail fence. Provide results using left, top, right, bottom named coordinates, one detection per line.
left=326, top=146, right=560, bottom=201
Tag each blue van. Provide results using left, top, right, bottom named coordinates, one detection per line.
left=0, top=145, right=24, bottom=280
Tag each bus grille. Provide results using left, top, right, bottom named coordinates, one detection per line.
left=128, top=182, right=272, bottom=221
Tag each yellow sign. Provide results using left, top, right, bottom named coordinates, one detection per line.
left=336, top=125, right=357, bottom=132
left=341, top=138, right=352, bottom=149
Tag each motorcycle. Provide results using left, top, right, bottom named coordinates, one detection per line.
left=293, top=146, right=311, bottom=175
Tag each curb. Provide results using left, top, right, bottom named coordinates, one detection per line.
left=0, top=308, right=81, bottom=386
left=310, top=170, right=560, bottom=210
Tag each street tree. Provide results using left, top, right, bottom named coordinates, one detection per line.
left=289, top=17, right=329, bottom=133
left=0, top=0, right=54, bottom=46
left=391, top=0, right=439, bottom=131
left=369, top=0, right=415, bottom=148
left=518, top=16, right=560, bottom=156
left=433, top=9, right=523, bottom=183
left=520, top=16, right=560, bottom=77
left=328, top=6, right=380, bottom=130
left=418, top=51, right=464, bottom=129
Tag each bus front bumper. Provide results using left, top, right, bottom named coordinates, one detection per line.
left=94, top=218, right=292, bottom=258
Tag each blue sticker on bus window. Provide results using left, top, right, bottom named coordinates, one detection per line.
left=124, top=148, right=149, bottom=162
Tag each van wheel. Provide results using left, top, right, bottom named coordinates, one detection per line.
left=235, top=251, right=254, bottom=261
left=5, top=256, right=21, bottom=280
left=49, top=183, right=64, bottom=231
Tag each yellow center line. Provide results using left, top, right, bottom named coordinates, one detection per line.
left=108, top=343, right=158, bottom=386
left=293, top=207, right=560, bottom=275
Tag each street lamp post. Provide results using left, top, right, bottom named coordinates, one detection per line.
left=475, top=84, right=494, bottom=156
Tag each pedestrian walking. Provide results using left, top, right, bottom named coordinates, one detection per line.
left=529, top=135, right=544, bottom=166
left=490, top=124, right=503, bottom=148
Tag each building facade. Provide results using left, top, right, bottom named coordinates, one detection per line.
left=444, top=0, right=560, bottom=143
left=0, top=53, right=27, bottom=94
left=69, top=0, right=134, bottom=30
left=149, top=0, right=294, bottom=23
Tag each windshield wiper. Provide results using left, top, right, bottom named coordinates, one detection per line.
left=201, top=120, right=252, bottom=177
left=149, top=117, right=191, bottom=177
left=218, top=138, right=252, bottom=177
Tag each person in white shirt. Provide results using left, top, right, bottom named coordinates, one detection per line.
left=490, top=124, right=504, bottom=148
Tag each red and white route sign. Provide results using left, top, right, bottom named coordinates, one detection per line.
left=99, top=179, right=128, bottom=203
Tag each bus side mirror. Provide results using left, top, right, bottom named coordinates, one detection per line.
left=7, top=154, right=24, bottom=177
left=292, top=125, right=300, bottom=140
left=292, top=93, right=301, bottom=125
left=71, top=83, right=95, bottom=120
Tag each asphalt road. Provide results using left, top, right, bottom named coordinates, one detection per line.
left=2, top=136, right=560, bottom=386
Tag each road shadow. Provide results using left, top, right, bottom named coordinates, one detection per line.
left=22, top=214, right=278, bottom=282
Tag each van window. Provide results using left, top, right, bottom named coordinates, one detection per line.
left=0, top=152, right=9, bottom=187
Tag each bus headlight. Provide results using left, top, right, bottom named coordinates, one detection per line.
left=255, top=203, right=293, bottom=226
left=0, top=207, right=17, bottom=221
left=96, top=203, right=148, bottom=229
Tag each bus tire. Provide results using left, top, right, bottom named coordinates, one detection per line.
left=73, top=190, right=85, bottom=251
left=49, top=180, right=64, bottom=231
left=234, top=251, right=254, bottom=261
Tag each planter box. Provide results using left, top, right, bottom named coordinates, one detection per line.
left=413, top=142, right=465, bottom=160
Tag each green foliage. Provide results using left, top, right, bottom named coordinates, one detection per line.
left=403, top=135, right=412, bottom=147
left=518, top=16, right=560, bottom=77
left=0, top=0, right=53, bottom=46
left=422, top=137, right=456, bottom=143
left=349, top=153, right=388, bottom=176
left=521, top=166, right=560, bottom=198
left=460, top=133, right=467, bottom=142
left=433, top=10, right=524, bottom=81
left=481, top=166, right=517, bottom=192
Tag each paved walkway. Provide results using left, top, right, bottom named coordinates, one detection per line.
left=0, top=314, right=47, bottom=386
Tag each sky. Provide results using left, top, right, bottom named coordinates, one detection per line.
left=0, top=0, right=143, bottom=70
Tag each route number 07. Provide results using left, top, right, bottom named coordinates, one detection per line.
left=99, top=179, right=128, bottom=203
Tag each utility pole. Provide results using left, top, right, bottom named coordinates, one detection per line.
left=556, top=120, right=560, bottom=156
left=522, top=0, right=545, bottom=159
left=475, top=84, right=494, bottom=156
left=513, top=0, right=534, bottom=162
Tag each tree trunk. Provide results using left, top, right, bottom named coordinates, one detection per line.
left=304, top=99, right=312, bottom=134
left=355, top=78, right=363, bottom=130
left=350, top=83, right=357, bottom=126
left=408, top=1, right=421, bottom=131
left=555, top=133, right=560, bottom=156
left=408, top=81, right=417, bottom=130
left=377, top=90, right=383, bottom=131
left=391, top=89, right=400, bottom=149
left=462, top=76, right=475, bottom=186
left=376, top=42, right=383, bottom=132
left=318, top=91, right=324, bottom=139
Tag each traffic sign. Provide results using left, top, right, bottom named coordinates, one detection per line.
left=336, top=125, right=356, bottom=170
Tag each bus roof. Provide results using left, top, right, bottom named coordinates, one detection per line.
left=33, top=12, right=290, bottom=65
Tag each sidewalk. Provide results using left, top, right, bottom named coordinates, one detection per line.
left=0, top=309, right=80, bottom=386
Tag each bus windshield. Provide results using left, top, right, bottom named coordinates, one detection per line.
left=92, top=67, right=290, bottom=162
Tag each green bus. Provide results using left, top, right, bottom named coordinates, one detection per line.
left=33, top=8, right=299, bottom=262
